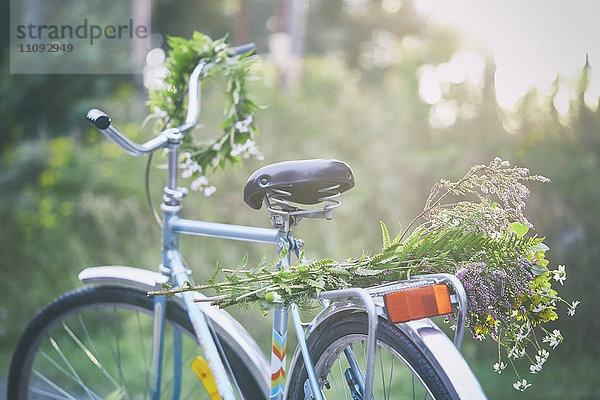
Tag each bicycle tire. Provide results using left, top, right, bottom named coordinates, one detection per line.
left=8, top=285, right=265, bottom=400
left=285, top=312, right=453, bottom=400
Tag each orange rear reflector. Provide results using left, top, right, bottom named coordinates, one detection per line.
left=384, top=284, right=452, bottom=323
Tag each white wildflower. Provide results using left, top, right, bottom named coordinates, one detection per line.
left=552, top=265, right=566, bottom=285
left=203, top=186, right=217, bottom=197
left=230, top=139, right=263, bottom=160
left=493, top=362, right=506, bottom=374
left=190, top=176, right=209, bottom=192
left=180, top=152, right=203, bottom=179
left=567, top=300, right=580, bottom=316
left=535, top=349, right=549, bottom=365
left=234, top=115, right=253, bottom=133
left=513, top=379, right=532, bottom=392
left=549, top=330, right=563, bottom=348
left=508, top=346, right=525, bottom=360
left=529, top=363, right=543, bottom=374
left=543, top=330, right=562, bottom=349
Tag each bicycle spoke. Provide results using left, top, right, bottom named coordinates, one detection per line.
left=328, top=368, right=344, bottom=399
left=162, top=336, right=198, bottom=398
left=135, top=311, right=151, bottom=400
left=48, top=335, right=99, bottom=400
left=337, top=352, right=349, bottom=400
left=379, top=346, right=387, bottom=400
left=96, top=308, right=133, bottom=400
left=39, top=350, right=79, bottom=384
left=386, top=348, right=394, bottom=400
left=32, top=368, right=79, bottom=400
left=113, top=307, right=133, bottom=399
left=62, top=321, right=121, bottom=387
left=30, top=384, right=75, bottom=400
left=38, top=349, right=101, bottom=400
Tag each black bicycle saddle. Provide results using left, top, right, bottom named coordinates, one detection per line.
left=243, top=159, right=355, bottom=210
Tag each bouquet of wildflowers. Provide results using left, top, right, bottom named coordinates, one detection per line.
left=415, top=157, right=578, bottom=391
left=155, top=158, right=576, bottom=390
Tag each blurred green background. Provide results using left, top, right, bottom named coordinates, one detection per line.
left=2, top=0, right=599, bottom=398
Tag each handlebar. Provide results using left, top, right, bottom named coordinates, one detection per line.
left=86, top=109, right=177, bottom=156
left=87, top=42, right=256, bottom=156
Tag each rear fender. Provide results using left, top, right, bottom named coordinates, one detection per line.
left=285, top=302, right=486, bottom=400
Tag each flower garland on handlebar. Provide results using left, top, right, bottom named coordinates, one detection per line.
left=147, top=32, right=261, bottom=194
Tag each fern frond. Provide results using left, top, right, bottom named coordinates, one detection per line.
left=380, top=221, right=391, bottom=248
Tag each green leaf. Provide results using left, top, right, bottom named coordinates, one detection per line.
left=531, top=264, right=549, bottom=276
left=329, top=266, right=351, bottom=276
left=380, top=221, right=391, bottom=248
left=510, top=222, right=529, bottom=238
left=530, top=243, right=550, bottom=253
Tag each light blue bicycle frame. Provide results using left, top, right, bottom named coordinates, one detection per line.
left=87, top=55, right=486, bottom=400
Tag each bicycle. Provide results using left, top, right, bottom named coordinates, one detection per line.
left=8, top=44, right=487, bottom=400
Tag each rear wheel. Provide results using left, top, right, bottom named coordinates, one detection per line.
left=286, top=312, right=453, bottom=400
left=8, top=285, right=265, bottom=399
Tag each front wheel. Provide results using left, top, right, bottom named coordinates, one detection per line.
left=286, top=312, right=455, bottom=400
left=8, top=285, right=266, bottom=399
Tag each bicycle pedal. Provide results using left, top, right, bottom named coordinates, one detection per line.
left=191, top=356, right=223, bottom=400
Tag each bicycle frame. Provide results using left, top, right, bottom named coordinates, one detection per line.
left=84, top=54, right=486, bottom=400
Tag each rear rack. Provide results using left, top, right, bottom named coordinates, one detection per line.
left=315, top=273, right=467, bottom=400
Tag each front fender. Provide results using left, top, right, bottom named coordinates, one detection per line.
left=78, top=265, right=169, bottom=290
left=78, top=266, right=270, bottom=396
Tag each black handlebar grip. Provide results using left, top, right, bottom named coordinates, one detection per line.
left=233, top=43, right=256, bottom=55
left=87, top=109, right=111, bottom=130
